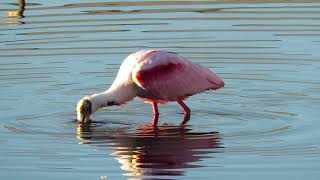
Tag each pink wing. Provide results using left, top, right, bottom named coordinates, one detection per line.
left=132, top=51, right=224, bottom=103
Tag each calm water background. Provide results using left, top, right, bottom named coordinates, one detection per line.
left=1, top=0, right=320, bottom=179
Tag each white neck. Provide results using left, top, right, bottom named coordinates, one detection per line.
left=88, top=83, right=138, bottom=113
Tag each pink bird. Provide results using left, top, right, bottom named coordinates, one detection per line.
left=76, top=50, right=224, bottom=126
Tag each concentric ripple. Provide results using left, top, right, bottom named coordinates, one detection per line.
left=1, top=0, right=320, bottom=179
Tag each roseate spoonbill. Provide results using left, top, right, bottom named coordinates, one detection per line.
left=76, top=50, right=224, bottom=126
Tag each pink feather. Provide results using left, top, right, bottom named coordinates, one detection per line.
left=132, top=50, right=224, bottom=103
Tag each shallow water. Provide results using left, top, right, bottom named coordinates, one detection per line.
left=1, top=0, right=320, bottom=179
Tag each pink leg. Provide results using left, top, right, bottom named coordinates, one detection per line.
left=177, top=99, right=191, bottom=125
left=152, top=102, right=159, bottom=126
left=177, top=99, right=190, bottom=115
left=152, top=102, right=159, bottom=115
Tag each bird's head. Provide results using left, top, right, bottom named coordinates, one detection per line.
left=76, top=98, right=92, bottom=123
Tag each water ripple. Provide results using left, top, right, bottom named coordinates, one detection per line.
left=1, top=0, right=320, bottom=179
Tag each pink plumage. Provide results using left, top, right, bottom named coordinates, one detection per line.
left=132, top=50, right=224, bottom=103
left=77, top=50, right=224, bottom=126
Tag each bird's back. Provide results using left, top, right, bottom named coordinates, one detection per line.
left=129, top=50, right=224, bottom=103
left=109, top=50, right=153, bottom=89
left=112, top=50, right=174, bottom=87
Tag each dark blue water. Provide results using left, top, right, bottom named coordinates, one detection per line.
left=1, top=0, right=320, bottom=179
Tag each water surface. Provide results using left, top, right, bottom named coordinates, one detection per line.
left=1, top=0, right=320, bottom=179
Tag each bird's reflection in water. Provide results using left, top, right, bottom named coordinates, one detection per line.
left=77, top=123, right=223, bottom=177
